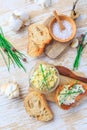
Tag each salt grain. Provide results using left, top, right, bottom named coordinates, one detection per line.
left=52, top=20, right=72, bottom=40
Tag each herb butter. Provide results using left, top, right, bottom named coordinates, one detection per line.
left=30, top=63, right=59, bottom=93
left=57, top=84, right=85, bottom=105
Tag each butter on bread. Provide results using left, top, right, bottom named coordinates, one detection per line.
left=55, top=81, right=87, bottom=110
left=24, top=91, right=53, bottom=121
left=27, top=24, right=52, bottom=57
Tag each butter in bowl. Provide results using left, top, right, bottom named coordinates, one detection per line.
left=49, top=11, right=76, bottom=43
left=29, top=62, right=60, bottom=94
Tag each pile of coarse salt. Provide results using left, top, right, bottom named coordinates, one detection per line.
left=52, top=20, right=72, bottom=40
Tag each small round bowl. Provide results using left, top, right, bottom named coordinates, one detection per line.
left=29, top=62, right=60, bottom=94
left=48, top=15, right=76, bottom=43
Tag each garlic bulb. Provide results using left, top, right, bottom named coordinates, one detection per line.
left=34, top=0, right=52, bottom=8
left=9, top=10, right=30, bottom=32
left=0, top=82, right=19, bottom=99
left=13, top=10, right=29, bottom=22
left=71, top=39, right=79, bottom=48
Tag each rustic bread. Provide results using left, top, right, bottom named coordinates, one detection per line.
left=24, top=91, right=53, bottom=121
left=55, top=81, right=87, bottom=110
left=27, top=24, right=52, bottom=57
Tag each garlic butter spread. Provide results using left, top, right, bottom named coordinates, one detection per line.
left=30, top=64, right=58, bottom=92
left=57, top=84, right=85, bottom=105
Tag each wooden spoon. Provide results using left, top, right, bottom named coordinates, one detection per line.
left=53, top=10, right=65, bottom=31
left=56, top=66, right=87, bottom=83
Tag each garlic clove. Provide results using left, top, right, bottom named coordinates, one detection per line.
left=13, top=10, right=29, bottom=22
left=71, top=39, right=79, bottom=48
left=34, top=0, right=51, bottom=8
left=44, top=0, right=51, bottom=7
left=10, top=16, right=23, bottom=32
left=24, top=19, right=30, bottom=26
left=9, top=89, right=19, bottom=99
left=20, top=12, right=29, bottom=22
left=5, top=83, right=16, bottom=96
left=1, top=82, right=20, bottom=99
left=13, top=89, right=19, bottom=97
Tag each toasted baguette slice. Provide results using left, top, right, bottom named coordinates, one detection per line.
left=24, top=91, right=53, bottom=121
left=55, top=81, right=87, bottom=110
left=27, top=24, right=52, bottom=57
left=28, top=41, right=44, bottom=57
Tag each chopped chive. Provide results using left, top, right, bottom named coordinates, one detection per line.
left=60, top=90, right=83, bottom=95
left=59, top=81, right=83, bottom=105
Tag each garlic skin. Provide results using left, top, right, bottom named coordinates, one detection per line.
left=0, top=82, right=19, bottom=99
left=34, top=0, right=52, bottom=8
left=13, top=10, right=29, bottom=22
left=70, top=11, right=80, bottom=20
left=24, top=19, right=30, bottom=26
left=9, top=10, right=30, bottom=32
left=71, top=39, right=79, bottom=48
left=10, top=16, right=23, bottom=32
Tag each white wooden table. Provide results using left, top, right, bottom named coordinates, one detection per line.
left=0, top=0, right=87, bottom=130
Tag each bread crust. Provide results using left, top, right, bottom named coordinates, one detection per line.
left=24, top=91, right=53, bottom=121
left=55, top=81, right=87, bottom=110
left=27, top=24, right=52, bottom=57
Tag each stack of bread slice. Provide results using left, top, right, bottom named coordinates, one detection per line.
left=27, top=24, right=52, bottom=57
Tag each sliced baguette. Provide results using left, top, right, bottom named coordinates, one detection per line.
left=24, top=91, right=53, bottom=121
left=27, top=24, right=52, bottom=57
left=55, top=81, right=87, bottom=110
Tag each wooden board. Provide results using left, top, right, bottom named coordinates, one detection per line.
left=29, top=73, right=87, bottom=103
left=0, top=0, right=87, bottom=130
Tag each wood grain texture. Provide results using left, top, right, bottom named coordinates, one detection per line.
left=0, top=0, right=87, bottom=130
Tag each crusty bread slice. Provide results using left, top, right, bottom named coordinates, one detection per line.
left=55, top=81, right=87, bottom=110
left=24, top=91, right=53, bottom=121
left=27, top=24, right=52, bottom=57
left=28, top=41, right=44, bottom=57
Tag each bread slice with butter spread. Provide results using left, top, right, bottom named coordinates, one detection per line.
left=24, top=91, right=53, bottom=121
left=56, top=81, right=87, bottom=110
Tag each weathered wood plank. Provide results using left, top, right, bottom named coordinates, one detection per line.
left=0, top=0, right=87, bottom=130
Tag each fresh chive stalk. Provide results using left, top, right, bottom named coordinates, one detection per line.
left=0, top=27, right=26, bottom=71
left=73, top=32, right=87, bottom=70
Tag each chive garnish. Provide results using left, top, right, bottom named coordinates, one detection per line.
left=40, top=64, right=49, bottom=90
left=60, top=90, right=83, bottom=96
left=0, top=27, right=27, bottom=71
left=60, top=89, right=83, bottom=105
left=59, top=81, right=83, bottom=105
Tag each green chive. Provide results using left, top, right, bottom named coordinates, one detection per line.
left=0, top=27, right=26, bottom=71
left=73, top=32, right=87, bottom=70
left=40, top=64, right=49, bottom=90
